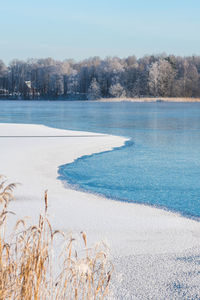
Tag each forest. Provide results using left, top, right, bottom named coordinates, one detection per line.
left=0, top=54, right=200, bottom=100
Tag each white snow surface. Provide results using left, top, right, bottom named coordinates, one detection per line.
left=1, top=123, right=200, bottom=299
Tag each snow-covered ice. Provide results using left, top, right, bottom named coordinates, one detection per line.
left=1, top=123, right=200, bottom=299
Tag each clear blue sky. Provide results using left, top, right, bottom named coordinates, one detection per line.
left=1, top=0, right=200, bottom=64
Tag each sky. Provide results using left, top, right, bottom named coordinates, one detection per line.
left=1, top=0, right=200, bottom=64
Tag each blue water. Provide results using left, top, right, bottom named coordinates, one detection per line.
left=1, top=100, right=200, bottom=218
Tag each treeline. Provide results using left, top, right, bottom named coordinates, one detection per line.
left=0, top=54, right=200, bottom=100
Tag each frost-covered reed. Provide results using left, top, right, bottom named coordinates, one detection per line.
left=0, top=177, right=112, bottom=299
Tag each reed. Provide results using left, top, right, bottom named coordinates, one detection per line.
left=0, top=176, right=112, bottom=299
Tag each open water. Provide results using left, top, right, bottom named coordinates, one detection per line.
left=1, top=100, right=200, bottom=218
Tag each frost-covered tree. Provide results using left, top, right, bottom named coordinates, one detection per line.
left=0, top=60, right=6, bottom=76
left=0, top=60, right=7, bottom=92
left=148, top=59, right=176, bottom=97
left=87, top=78, right=101, bottom=100
left=109, top=83, right=126, bottom=98
left=181, top=61, right=199, bottom=96
left=148, top=61, right=159, bottom=96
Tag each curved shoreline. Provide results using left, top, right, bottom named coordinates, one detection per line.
left=58, top=142, right=200, bottom=223
left=57, top=139, right=133, bottom=195
left=58, top=135, right=200, bottom=222
left=1, top=123, right=200, bottom=258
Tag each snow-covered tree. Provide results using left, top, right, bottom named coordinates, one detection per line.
left=148, top=59, right=176, bottom=97
left=87, top=78, right=101, bottom=100
left=0, top=60, right=7, bottom=92
left=109, top=83, right=126, bottom=98
left=148, top=61, right=159, bottom=96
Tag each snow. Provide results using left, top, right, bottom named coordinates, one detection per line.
left=1, top=123, right=200, bottom=299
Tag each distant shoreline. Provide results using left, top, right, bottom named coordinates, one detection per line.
left=98, top=97, right=200, bottom=102
left=1, top=97, right=200, bottom=102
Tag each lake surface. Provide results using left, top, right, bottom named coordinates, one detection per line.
left=1, top=100, right=200, bottom=219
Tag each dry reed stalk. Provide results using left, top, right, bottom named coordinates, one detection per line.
left=0, top=175, right=19, bottom=204
left=0, top=176, right=113, bottom=299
